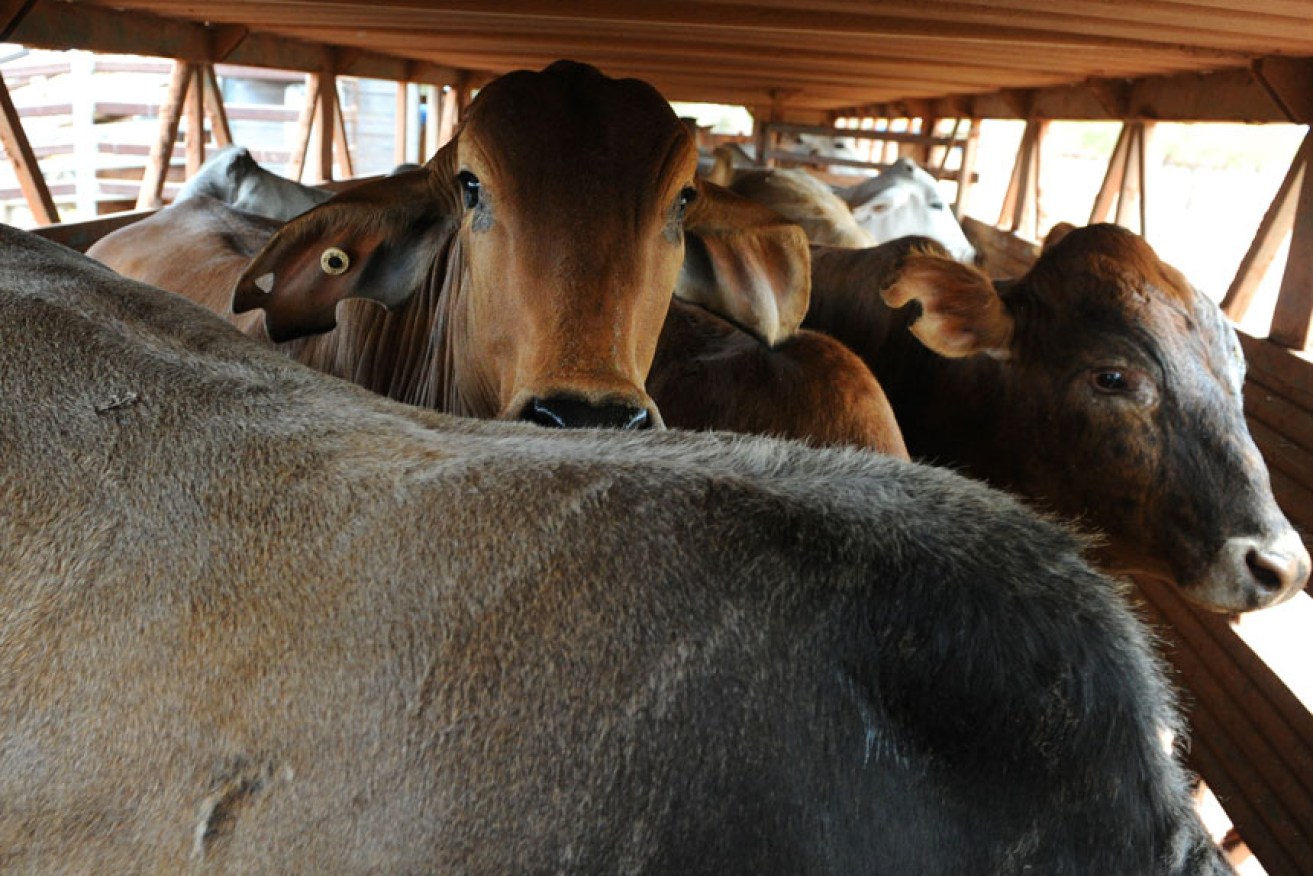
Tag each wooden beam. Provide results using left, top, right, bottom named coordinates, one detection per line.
left=201, top=65, right=232, bottom=148
left=1222, top=134, right=1310, bottom=322
left=0, top=70, right=57, bottom=224
left=332, top=85, right=354, bottom=180
left=287, top=74, right=320, bottom=184
left=423, top=84, right=440, bottom=163
left=1250, top=57, right=1313, bottom=125
left=393, top=81, right=408, bottom=169
left=7, top=2, right=453, bottom=85
left=136, top=60, right=192, bottom=210
left=437, top=84, right=460, bottom=153
left=316, top=71, right=336, bottom=183
left=953, top=119, right=980, bottom=221
left=184, top=63, right=205, bottom=178
left=1090, top=124, right=1132, bottom=224
left=1114, top=122, right=1150, bottom=237
left=1270, top=133, right=1313, bottom=351
left=0, top=0, right=36, bottom=41
left=999, top=118, right=1046, bottom=239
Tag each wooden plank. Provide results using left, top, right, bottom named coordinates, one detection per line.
left=393, top=80, right=408, bottom=169
left=332, top=85, right=353, bottom=180
left=1089, top=123, right=1131, bottom=224
left=1135, top=583, right=1313, bottom=876
left=1247, top=417, right=1313, bottom=498
left=437, top=83, right=459, bottom=153
left=29, top=208, right=157, bottom=253
left=1270, top=139, right=1313, bottom=350
left=0, top=0, right=36, bottom=41
left=1238, top=331, right=1313, bottom=409
left=1222, top=134, right=1308, bottom=322
left=201, top=65, right=233, bottom=148
left=136, top=60, right=191, bottom=210
left=953, top=119, right=980, bottom=220
left=184, top=63, right=205, bottom=178
left=287, top=74, right=319, bottom=184
left=0, top=70, right=57, bottom=225
left=316, top=71, right=336, bottom=183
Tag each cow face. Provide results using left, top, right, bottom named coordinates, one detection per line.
left=232, top=61, right=809, bottom=429
left=887, top=224, right=1309, bottom=611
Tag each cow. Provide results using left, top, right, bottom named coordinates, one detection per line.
left=804, top=225, right=1311, bottom=612
left=711, top=154, right=977, bottom=263
left=0, top=222, right=1230, bottom=874
left=175, top=145, right=333, bottom=221
left=89, top=62, right=905, bottom=453
left=835, top=158, right=978, bottom=263
left=718, top=165, right=875, bottom=248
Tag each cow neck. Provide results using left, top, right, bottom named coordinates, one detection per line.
left=805, top=278, right=1012, bottom=480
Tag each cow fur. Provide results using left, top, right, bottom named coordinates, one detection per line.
left=0, top=222, right=1230, bottom=874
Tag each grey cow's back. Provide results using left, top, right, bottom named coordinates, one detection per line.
left=0, top=226, right=1226, bottom=873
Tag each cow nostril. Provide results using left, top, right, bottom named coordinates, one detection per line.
left=520, top=396, right=652, bottom=431
left=1245, top=547, right=1295, bottom=593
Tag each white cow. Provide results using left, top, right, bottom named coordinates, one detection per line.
left=836, top=157, right=977, bottom=263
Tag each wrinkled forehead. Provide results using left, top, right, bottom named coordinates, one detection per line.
left=1031, top=225, right=1245, bottom=388
left=458, top=63, right=697, bottom=200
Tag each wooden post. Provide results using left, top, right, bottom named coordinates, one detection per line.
left=316, top=70, right=336, bottom=183
left=437, top=85, right=459, bottom=152
left=287, top=73, right=319, bottom=183
left=1115, top=122, right=1150, bottom=237
left=1221, top=133, right=1310, bottom=322
left=953, top=119, right=980, bottom=221
left=404, top=83, right=422, bottom=165
left=184, top=63, right=205, bottom=178
left=71, top=51, right=96, bottom=218
left=422, top=84, right=440, bottom=162
left=1090, top=124, right=1132, bottom=224
left=201, top=65, right=232, bottom=148
left=332, top=85, right=354, bottom=179
left=998, top=118, right=1045, bottom=239
left=137, top=60, right=192, bottom=209
left=1269, top=132, right=1313, bottom=350
left=0, top=70, right=57, bottom=224
left=393, top=80, right=408, bottom=168
left=1091, top=121, right=1151, bottom=236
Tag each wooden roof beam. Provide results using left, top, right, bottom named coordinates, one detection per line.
left=8, top=1, right=457, bottom=85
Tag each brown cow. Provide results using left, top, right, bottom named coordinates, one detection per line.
left=1, top=223, right=1228, bottom=874
left=90, top=62, right=904, bottom=453
left=805, top=226, right=1310, bottom=611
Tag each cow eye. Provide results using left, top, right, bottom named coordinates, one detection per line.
left=929, top=200, right=946, bottom=211
left=320, top=247, right=350, bottom=275
left=677, top=186, right=698, bottom=211
left=1091, top=369, right=1130, bottom=393
left=457, top=170, right=480, bottom=209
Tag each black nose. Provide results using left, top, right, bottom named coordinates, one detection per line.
left=520, top=396, right=652, bottom=430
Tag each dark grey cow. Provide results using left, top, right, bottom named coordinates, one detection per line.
left=1, top=225, right=1227, bottom=874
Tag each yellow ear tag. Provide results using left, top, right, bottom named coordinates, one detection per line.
left=320, top=247, right=350, bottom=275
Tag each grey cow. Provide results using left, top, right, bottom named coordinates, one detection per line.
left=0, top=225, right=1228, bottom=874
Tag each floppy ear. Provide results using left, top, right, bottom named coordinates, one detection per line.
left=882, top=248, right=1014, bottom=359
left=677, top=178, right=811, bottom=347
left=232, top=148, right=460, bottom=342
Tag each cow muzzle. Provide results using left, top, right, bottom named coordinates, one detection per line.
left=1198, top=528, right=1311, bottom=611
left=517, top=394, right=659, bottom=431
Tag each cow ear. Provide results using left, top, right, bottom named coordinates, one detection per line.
left=677, top=178, right=810, bottom=347
left=1043, top=221, right=1078, bottom=251
left=231, top=157, right=459, bottom=342
left=882, top=249, right=1014, bottom=359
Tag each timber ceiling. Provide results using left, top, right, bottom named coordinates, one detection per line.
left=7, top=1, right=1313, bottom=124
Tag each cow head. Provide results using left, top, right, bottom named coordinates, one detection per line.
left=231, top=60, right=808, bottom=428
left=885, top=223, right=1309, bottom=611
left=839, top=158, right=978, bottom=264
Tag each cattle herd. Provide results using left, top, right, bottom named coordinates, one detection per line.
left=1, top=58, right=1304, bottom=872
